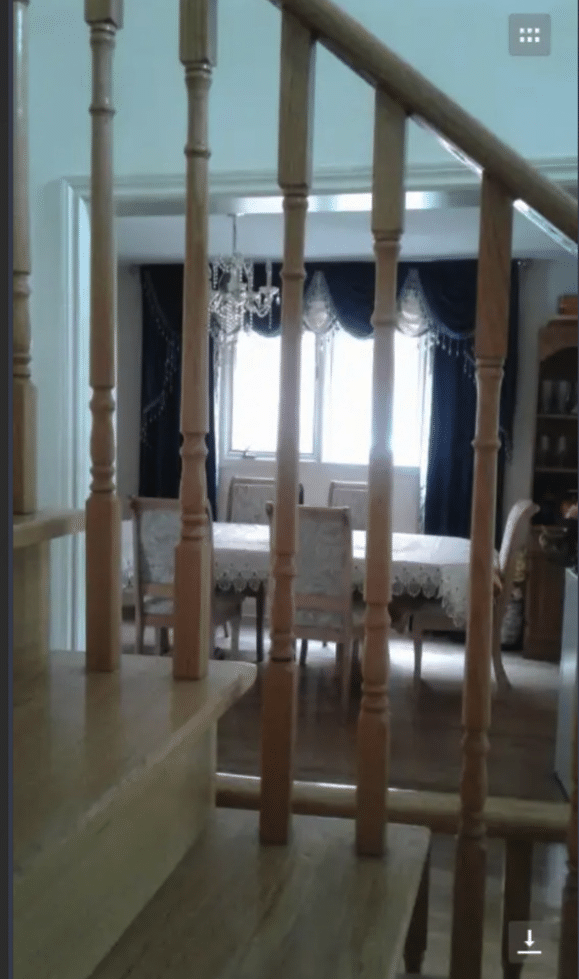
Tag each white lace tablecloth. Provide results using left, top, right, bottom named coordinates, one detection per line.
left=123, top=520, right=484, bottom=628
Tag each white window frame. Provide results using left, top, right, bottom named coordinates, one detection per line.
left=219, top=331, right=320, bottom=464
left=218, top=328, right=424, bottom=469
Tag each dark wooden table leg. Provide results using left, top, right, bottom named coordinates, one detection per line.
left=501, top=839, right=533, bottom=979
left=256, top=584, right=265, bottom=663
left=404, top=845, right=430, bottom=974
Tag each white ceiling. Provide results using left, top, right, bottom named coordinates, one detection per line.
left=116, top=189, right=578, bottom=264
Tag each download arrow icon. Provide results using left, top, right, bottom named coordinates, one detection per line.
left=516, top=926, right=542, bottom=956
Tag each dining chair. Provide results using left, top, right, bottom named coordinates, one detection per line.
left=129, top=497, right=243, bottom=657
left=266, top=502, right=364, bottom=717
left=328, top=480, right=368, bottom=531
left=226, top=476, right=304, bottom=663
left=227, top=476, right=304, bottom=523
left=409, top=499, right=539, bottom=692
left=324, top=480, right=368, bottom=656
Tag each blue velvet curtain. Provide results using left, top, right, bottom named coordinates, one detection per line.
left=138, top=264, right=218, bottom=519
left=248, top=258, right=519, bottom=542
left=421, top=261, right=519, bottom=544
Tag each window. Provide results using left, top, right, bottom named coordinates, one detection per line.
left=229, top=329, right=316, bottom=456
left=321, top=330, right=423, bottom=467
left=223, top=326, right=426, bottom=467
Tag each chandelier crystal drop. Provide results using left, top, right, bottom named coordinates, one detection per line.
left=208, top=215, right=280, bottom=343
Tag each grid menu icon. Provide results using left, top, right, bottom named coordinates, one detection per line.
left=509, top=14, right=551, bottom=55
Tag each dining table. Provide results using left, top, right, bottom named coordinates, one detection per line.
left=122, top=520, right=485, bottom=636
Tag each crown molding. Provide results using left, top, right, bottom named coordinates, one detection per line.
left=66, top=156, right=577, bottom=215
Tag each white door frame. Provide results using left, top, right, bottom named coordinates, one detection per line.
left=57, top=156, right=576, bottom=650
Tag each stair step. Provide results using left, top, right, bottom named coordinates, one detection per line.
left=89, top=807, right=431, bottom=979
left=13, top=651, right=256, bottom=979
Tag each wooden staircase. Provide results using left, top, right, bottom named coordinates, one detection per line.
left=13, top=653, right=256, bottom=979
left=87, top=809, right=430, bottom=979
left=12, top=0, right=578, bottom=977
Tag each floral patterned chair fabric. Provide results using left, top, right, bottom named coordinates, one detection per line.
left=328, top=480, right=368, bottom=531
left=227, top=476, right=304, bottom=664
left=266, top=503, right=363, bottom=717
left=227, top=476, right=304, bottom=525
left=129, top=497, right=242, bottom=657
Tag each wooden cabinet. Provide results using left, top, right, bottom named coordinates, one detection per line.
left=554, top=569, right=578, bottom=797
left=524, top=527, right=566, bottom=662
left=524, top=312, right=578, bottom=663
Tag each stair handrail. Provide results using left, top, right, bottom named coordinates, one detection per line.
left=268, top=0, right=577, bottom=244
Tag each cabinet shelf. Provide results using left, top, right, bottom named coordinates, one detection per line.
left=537, top=414, right=578, bottom=421
left=526, top=311, right=578, bottom=664
left=535, top=467, right=577, bottom=475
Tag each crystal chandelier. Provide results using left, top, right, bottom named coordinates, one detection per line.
left=208, top=214, right=280, bottom=342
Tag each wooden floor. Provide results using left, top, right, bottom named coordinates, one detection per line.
left=123, top=616, right=563, bottom=802
left=211, top=626, right=562, bottom=802
left=122, top=621, right=567, bottom=977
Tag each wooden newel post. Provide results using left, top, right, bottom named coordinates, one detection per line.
left=450, top=172, right=513, bottom=979
left=13, top=0, right=37, bottom=515
left=172, top=0, right=217, bottom=681
left=558, top=713, right=578, bottom=979
left=84, top=0, right=123, bottom=672
left=356, top=90, right=406, bottom=857
left=259, top=11, right=315, bottom=845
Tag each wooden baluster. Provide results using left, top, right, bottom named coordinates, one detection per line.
left=501, top=839, right=533, bottom=979
left=558, top=713, right=578, bottom=979
left=172, top=0, right=217, bottom=680
left=260, top=11, right=315, bottom=845
left=84, top=0, right=123, bottom=672
left=450, top=172, right=513, bottom=979
left=13, top=0, right=37, bottom=515
left=356, top=90, right=406, bottom=857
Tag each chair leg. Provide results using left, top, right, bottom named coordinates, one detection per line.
left=341, top=641, right=354, bottom=720
left=255, top=586, right=265, bottom=664
left=492, top=622, right=511, bottom=692
left=404, top=846, right=430, bottom=973
left=135, top=622, right=145, bottom=656
left=159, top=627, right=170, bottom=655
left=299, top=640, right=308, bottom=667
left=413, top=633, right=423, bottom=688
left=230, top=618, right=240, bottom=657
left=223, top=623, right=229, bottom=639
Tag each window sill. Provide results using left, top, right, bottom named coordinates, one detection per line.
left=221, top=456, right=420, bottom=473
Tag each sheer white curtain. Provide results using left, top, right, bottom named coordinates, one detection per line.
left=397, top=272, right=434, bottom=531
left=321, top=329, right=429, bottom=471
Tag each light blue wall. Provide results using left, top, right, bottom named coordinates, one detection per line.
left=25, top=0, right=578, bottom=647
left=30, top=0, right=578, bottom=186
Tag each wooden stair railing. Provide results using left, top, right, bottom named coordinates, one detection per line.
left=78, top=0, right=577, bottom=977
left=356, top=89, right=406, bottom=856
left=13, top=0, right=36, bottom=516
left=216, top=772, right=571, bottom=979
left=84, top=0, right=123, bottom=672
left=172, top=0, right=216, bottom=681
left=449, top=173, right=514, bottom=979
left=260, top=10, right=315, bottom=845
left=267, top=0, right=577, bottom=248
